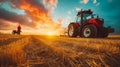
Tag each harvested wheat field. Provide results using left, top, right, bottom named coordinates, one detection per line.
left=0, top=34, right=120, bottom=67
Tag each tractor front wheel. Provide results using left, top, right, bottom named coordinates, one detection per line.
left=68, top=23, right=78, bottom=37
left=82, top=24, right=97, bottom=38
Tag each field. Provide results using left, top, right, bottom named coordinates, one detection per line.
left=0, top=34, right=120, bottom=67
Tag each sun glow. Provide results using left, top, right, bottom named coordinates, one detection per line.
left=47, top=31, right=56, bottom=36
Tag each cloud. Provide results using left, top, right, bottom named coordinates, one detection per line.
left=57, top=18, right=64, bottom=25
left=96, top=2, right=100, bottom=6
left=80, top=0, right=98, bottom=4
left=0, top=0, right=64, bottom=35
left=0, top=19, right=33, bottom=30
left=0, top=0, right=6, bottom=2
left=0, top=19, right=13, bottom=30
left=93, top=0, right=97, bottom=4
left=80, top=0, right=89, bottom=4
left=68, top=11, right=71, bottom=14
left=43, top=0, right=58, bottom=11
left=0, top=8, right=25, bottom=23
left=75, top=7, right=81, bottom=11
left=0, top=7, right=36, bottom=27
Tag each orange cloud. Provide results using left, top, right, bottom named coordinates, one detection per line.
left=19, top=0, right=64, bottom=35
left=58, top=18, right=64, bottom=25
left=43, top=0, right=58, bottom=11
left=0, top=0, right=64, bottom=35
left=82, top=0, right=89, bottom=4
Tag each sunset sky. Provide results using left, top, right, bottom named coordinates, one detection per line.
left=0, top=0, right=120, bottom=35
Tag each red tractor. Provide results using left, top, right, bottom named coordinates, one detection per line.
left=68, top=9, right=114, bottom=38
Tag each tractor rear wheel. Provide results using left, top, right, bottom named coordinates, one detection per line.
left=68, top=23, right=78, bottom=37
left=82, top=24, right=97, bottom=38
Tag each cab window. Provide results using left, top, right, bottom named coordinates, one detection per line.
left=76, top=16, right=81, bottom=23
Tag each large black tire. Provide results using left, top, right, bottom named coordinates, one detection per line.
left=12, top=31, right=15, bottom=34
left=17, top=31, right=21, bottom=35
left=68, top=23, right=78, bottom=37
left=12, top=30, right=16, bottom=34
left=82, top=24, right=97, bottom=38
left=17, top=32, right=20, bottom=35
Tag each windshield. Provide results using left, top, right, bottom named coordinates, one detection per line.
left=76, top=14, right=91, bottom=23
left=83, top=14, right=91, bottom=21
left=84, top=14, right=98, bottom=19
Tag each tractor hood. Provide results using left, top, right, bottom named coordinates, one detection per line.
left=96, top=18, right=104, bottom=25
left=86, top=18, right=104, bottom=27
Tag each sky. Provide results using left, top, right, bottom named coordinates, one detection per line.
left=0, top=0, right=120, bottom=35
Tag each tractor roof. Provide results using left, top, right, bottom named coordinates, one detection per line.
left=77, top=9, right=93, bottom=16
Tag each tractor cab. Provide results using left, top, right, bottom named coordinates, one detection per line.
left=76, top=13, right=92, bottom=25
left=76, top=9, right=93, bottom=24
left=76, top=9, right=105, bottom=27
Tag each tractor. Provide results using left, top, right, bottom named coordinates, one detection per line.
left=12, top=30, right=21, bottom=35
left=68, top=9, right=114, bottom=38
